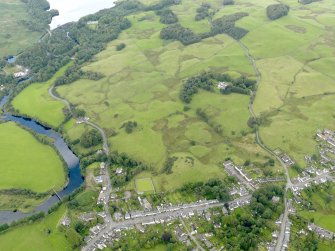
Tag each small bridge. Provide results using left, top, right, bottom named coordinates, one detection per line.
left=52, top=189, right=62, bottom=201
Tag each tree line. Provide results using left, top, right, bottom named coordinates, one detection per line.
left=55, top=65, right=104, bottom=86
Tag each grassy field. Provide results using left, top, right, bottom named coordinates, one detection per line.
left=0, top=122, right=65, bottom=193
left=0, top=0, right=43, bottom=56
left=56, top=3, right=277, bottom=191
left=0, top=206, right=71, bottom=251
left=12, top=64, right=70, bottom=128
left=233, top=0, right=335, bottom=167
left=9, top=0, right=334, bottom=193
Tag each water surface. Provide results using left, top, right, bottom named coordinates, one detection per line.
left=48, top=0, right=116, bottom=29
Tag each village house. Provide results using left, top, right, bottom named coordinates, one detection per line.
left=217, top=82, right=230, bottom=90
left=115, top=167, right=123, bottom=175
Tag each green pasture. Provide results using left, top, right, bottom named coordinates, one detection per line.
left=0, top=206, right=71, bottom=251
left=0, top=0, right=42, bottom=56
left=17, top=0, right=332, bottom=193
left=12, top=64, right=70, bottom=128
left=260, top=94, right=335, bottom=166
left=55, top=0, right=288, bottom=191
left=0, top=122, right=65, bottom=193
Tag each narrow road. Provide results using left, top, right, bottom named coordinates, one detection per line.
left=237, top=40, right=291, bottom=251
left=49, top=84, right=109, bottom=155
left=49, top=82, right=113, bottom=228
left=180, top=217, right=205, bottom=251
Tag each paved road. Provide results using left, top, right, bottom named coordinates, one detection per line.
left=238, top=40, right=291, bottom=251
left=82, top=196, right=252, bottom=251
left=180, top=217, right=205, bottom=251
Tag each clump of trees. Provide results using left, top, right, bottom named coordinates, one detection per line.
left=180, top=71, right=256, bottom=103
left=80, top=129, right=103, bottom=148
left=162, top=156, right=178, bottom=174
left=109, top=151, right=149, bottom=187
left=121, top=121, right=138, bottom=134
left=156, top=9, right=178, bottom=24
left=195, top=3, right=212, bottom=21
left=179, top=178, right=232, bottom=201
left=250, top=184, right=284, bottom=219
left=160, top=24, right=201, bottom=45
left=266, top=4, right=290, bottom=20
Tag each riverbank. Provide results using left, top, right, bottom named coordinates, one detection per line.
left=0, top=108, right=83, bottom=224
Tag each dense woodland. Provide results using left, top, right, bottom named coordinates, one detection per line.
left=180, top=72, right=256, bottom=103
left=266, top=4, right=290, bottom=20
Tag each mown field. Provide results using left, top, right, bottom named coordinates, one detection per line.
left=0, top=0, right=42, bottom=56
left=0, top=122, right=65, bottom=193
left=0, top=206, right=71, bottom=251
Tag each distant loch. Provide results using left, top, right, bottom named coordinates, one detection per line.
left=48, top=0, right=117, bottom=30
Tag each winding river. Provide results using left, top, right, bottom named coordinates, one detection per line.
left=0, top=97, right=84, bottom=224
